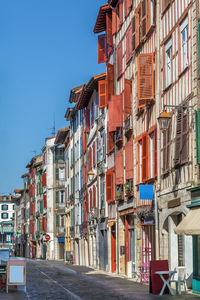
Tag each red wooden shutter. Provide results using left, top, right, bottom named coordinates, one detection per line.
left=107, top=63, right=114, bottom=103
left=132, top=15, right=136, bottom=51
left=154, top=128, right=157, bottom=177
left=93, top=186, right=96, bottom=208
left=84, top=131, right=87, bottom=152
left=138, top=53, right=154, bottom=106
left=43, top=195, right=47, bottom=209
left=117, top=42, right=123, bottom=79
left=116, top=149, right=124, bottom=185
left=98, top=34, right=106, bottom=64
left=107, top=132, right=115, bottom=153
left=125, top=141, right=133, bottom=179
left=88, top=147, right=92, bottom=171
left=116, top=4, right=120, bottom=32
left=42, top=173, right=46, bottom=187
left=84, top=200, right=87, bottom=222
left=174, top=109, right=182, bottom=166
left=124, top=79, right=132, bottom=116
left=112, top=8, right=117, bottom=35
left=142, top=134, right=148, bottom=181
left=109, top=94, right=123, bottom=131
left=126, top=24, right=132, bottom=64
left=98, top=80, right=107, bottom=108
left=106, top=170, right=114, bottom=202
left=106, top=12, right=113, bottom=47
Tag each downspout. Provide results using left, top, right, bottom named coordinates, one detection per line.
left=155, top=0, right=161, bottom=260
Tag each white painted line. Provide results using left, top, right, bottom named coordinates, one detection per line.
left=38, top=270, right=83, bottom=300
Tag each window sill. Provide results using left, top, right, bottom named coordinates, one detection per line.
left=178, top=66, right=189, bottom=79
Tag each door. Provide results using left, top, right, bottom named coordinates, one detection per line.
left=111, top=227, right=116, bottom=273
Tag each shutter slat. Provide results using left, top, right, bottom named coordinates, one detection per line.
left=98, top=80, right=107, bottom=108
left=98, top=34, right=106, bottom=64
left=132, top=15, right=136, bottom=52
left=138, top=53, right=154, bottom=106
left=124, top=79, right=132, bottom=116
left=106, top=171, right=114, bottom=202
left=107, top=63, right=114, bottom=102
left=106, top=12, right=113, bottom=47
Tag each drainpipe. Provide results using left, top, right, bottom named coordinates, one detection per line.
left=155, top=0, right=161, bottom=260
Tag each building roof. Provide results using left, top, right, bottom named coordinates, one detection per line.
left=93, top=4, right=111, bottom=34
left=54, top=127, right=70, bottom=145
left=75, top=73, right=106, bottom=110
left=69, top=85, right=84, bottom=104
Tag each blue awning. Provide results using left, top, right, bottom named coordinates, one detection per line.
left=58, top=237, right=65, bottom=243
left=139, top=185, right=154, bottom=200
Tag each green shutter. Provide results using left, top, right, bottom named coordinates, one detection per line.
left=56, top=215, right=59, bottom=227
left=195, top=109, right=200, bottom=164
left=56, top=191, right=59, bottom=203
left=198, top=21, right=200, bottom=76
left=40, top=200, right=43, bottom=213
left=56, top=168, right=59, bottom=180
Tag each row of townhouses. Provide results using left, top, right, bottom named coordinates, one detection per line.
left=12, top=0, right=200, bottom=294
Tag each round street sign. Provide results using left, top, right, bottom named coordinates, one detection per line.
left=45, top=234, right=50, bottom=240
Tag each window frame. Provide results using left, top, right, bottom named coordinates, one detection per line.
left=180, top=16, right=188, bottom=73
left=164, top=38, right=172, bottom=88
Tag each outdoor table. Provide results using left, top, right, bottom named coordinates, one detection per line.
left=155, top=270, right=177, bottom=296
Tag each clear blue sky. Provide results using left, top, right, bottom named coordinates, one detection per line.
left=0, top=0, right=106, bottom=194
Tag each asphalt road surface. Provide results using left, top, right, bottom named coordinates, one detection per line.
left=1, top=260, right=200, bottom=300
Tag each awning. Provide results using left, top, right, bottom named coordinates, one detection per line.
left=174, top=208, right=200, bottom=235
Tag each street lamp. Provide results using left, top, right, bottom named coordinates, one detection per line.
left=88, top=170, right=95, bottom=181
left=158, top=109, right=172, bottom=131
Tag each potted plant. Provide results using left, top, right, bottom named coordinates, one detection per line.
left=125, top=183, right=133, bottom=196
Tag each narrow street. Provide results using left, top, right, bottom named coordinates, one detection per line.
left=2, top=260, right=200, bottom=300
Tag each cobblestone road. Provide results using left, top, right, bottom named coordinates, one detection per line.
left=1, top=260, right=200, bottom=300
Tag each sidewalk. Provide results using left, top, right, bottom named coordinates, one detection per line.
left=0, top=287, right=27, bottom=300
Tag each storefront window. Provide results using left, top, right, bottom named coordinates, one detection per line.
left=198, top=236, right=200, bottom=277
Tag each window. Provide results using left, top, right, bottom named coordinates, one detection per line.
left=149, top=133, right=154, bottom=178
left=180, top=17, right=188, bottom=72
left=139, top=141, right=142, bottom=183
left=13, top=204, right=15, bottom=210
left=60, top=191, right=64, bottom=204
left=100, top=177, right=105, bottom=209
left=2, top=205, right=8, bottom=211
left=165, top=38, right=172, bottom=87
left=1, top=213, right=8, bottom=219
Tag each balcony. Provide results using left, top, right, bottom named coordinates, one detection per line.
left=125, top=115, right=133, bottom=136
